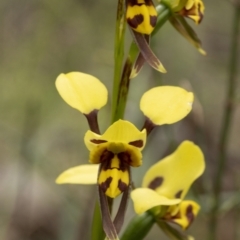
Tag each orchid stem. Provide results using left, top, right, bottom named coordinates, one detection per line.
left=92, top=1, right=126, bottom=239
left=111, top=0, right=126, bottom=123
left=209, top=4, right=240, bottom=240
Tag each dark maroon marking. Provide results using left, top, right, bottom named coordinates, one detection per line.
left=198, top=3, right=203, bottom=23
left=148, top=177, right=164, bottom=189
left=141, top=117, right=156, bottom=136
left=127, top=0, right=139, bottom=7
left=127, top=0, right=154, bottom=7
left=175, top=190, right=183, bottom=198
left=186, top=205, right=194, bottom=226
left=117, top=152, right=132, bottom=167
left=145, top=0, right=154, bottom=6
left=100, top=151, right=115, bottom=169
left=127, top=14, right=144, bottom=29
left=90, top=139, right=107, bottom=144
left=99, top=177, right=112, bottom=193
left=150, top=15, right=157, bottom=27
left=84, top=110, right=100, bottom=134
left=129, top=140, right=143, bottom=148
left=118, top=179, right=128, bottom=192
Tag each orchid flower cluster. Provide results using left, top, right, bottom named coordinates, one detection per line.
left=55, top=0, right=205, bottom=239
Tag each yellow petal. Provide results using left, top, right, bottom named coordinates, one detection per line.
left=84, top=120, right=146, bottom=152
left=55, top=72, right=108, bottom=114
left=126, top=0, right=157, bottom=35
left=56, top=164, right=99, bottom=184
left=140, top=86, right=193, bottom=125
left=131, top=188, right=181, bottom=214
left=166, top=200, right=200, bottom=229
left=142, top=141, right=205, bottom=199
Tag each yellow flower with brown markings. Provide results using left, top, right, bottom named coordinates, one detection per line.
left=55, top=72, right=194, bottom=200
left=126, top=0, right=157, bottom=35
left=56, top=119, right=146, bottom=199
left=177, top=0, right=205, bottom=24
left=172, top=0, right=205, bottom=24
left=131, top=141, right=205, bottom=229
left=84, top=119, right=146, bottom=198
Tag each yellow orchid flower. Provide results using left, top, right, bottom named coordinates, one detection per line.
left=131, top=141, right=205, bottom=229
left=55, top=72, right=195, bottom=238
left=128, top=0, right=206, bottom=78
left=174, top=0, right=205, bottom=24
left=56, top=71, right=194, bottom=196
left=58, top=119, right=146, bottom=198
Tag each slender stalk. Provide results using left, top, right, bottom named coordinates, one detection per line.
left=92, top=1, right=127, bottom=239
left=209, top=4, right=240, bottom=240
left=111, top=0, right=127, bottom=122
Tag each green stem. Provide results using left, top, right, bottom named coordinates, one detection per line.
left=91, top=202, right=105, bottom=240
left=112, top=4, right=171, bottom=122
left=209, top=4, right=240, bottom=240
left=121, top=212, right=155, bottom=240
left=92, top=1, right=127, bottom=239
left=111, top=0, right=127, bottom=122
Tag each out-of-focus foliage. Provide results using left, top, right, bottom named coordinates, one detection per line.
left=0, top=0, right=239, bottom=240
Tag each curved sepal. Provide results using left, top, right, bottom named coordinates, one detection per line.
left=131, top=30, right=167, bottom=73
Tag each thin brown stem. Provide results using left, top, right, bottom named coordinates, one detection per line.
left=209, top=4, right=240, bottom=240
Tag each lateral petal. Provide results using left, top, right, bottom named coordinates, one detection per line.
left=131, top=188, right=181, bottom=214
left=142, top=141, right=205, bottom=200
left=56, top=164, right=99, bottom=184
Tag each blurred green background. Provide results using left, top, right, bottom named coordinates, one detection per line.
left=1, top=0, right=240, bottom=240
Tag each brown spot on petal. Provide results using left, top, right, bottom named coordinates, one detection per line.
left=128, top=140, right=143, bottom=148
left=127, top=14, right=144, bottom=29
left=175, top=190, right=183, bottom=198
left=118, top=179, right=128, bottom=192
left=84, top=110, right=100, bottom=134
left=118, top=152, right=132, bottom=167
left=90, top=139, right=107, bottom=144
left=99, top=177, right=112, bottom=193
left=186, top=205, right=194, bottom=225
left=141, top=117, right=156, bottom=136
left=148, top=177, right=164, bottom=190
left=150, top=15, right=157, bottom=28
left=100, top=151, right=114, bottom=168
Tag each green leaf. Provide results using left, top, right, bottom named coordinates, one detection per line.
left=157, top=220, right=193, bottom=240
left=121, top=212, right=155, bottom=240
left=91, top=202, right=105, bottom=240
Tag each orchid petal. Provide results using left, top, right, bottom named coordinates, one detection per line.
left=56, top=72, right=108, bottom=114
left=84, top=120, right=146, bottom=152
left=140, top=86, right=193, bottom=125
left=56, top=164, right=99, bottom=184
left=142, top=141, right=205, bottom=200
left=131, top=188, right=181, bottom=214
